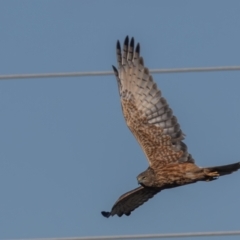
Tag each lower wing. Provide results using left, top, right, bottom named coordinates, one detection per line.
left=101, top=186, right=161, bottom=217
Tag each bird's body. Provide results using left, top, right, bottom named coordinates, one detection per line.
left=101, top=36, right=240, bottom=218
left=139, top=163, right=212, bottom=188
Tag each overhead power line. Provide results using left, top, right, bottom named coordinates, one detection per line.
left=11, top=231, right=240, bottom=240
left=1, top=65, right=240, bottom=80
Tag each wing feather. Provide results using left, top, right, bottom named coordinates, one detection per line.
left=113, top=36, right=194, bottom=166
left=101, top=186, right=160, bottom=217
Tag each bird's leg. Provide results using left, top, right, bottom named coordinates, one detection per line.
left=204, top=170, right=219, bottom=181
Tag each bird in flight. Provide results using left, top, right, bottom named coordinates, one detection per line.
left=101, top=36, right=240, bottom=218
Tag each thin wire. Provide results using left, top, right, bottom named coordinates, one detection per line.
left=1, top=65, right=240, bottom=80
left=9, top=231, right=240, bottom=240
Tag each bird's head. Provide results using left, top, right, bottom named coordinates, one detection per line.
left=137, top=168, right=155, bottom=187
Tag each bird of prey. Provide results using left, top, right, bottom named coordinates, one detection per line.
left=101, top=36, right=240, bottom=218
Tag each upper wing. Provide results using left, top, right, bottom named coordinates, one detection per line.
left=101, top=186, right=160, bottom=217
left=113, top=36, right=194, bottom=167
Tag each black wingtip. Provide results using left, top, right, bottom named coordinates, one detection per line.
left=116, top=40, right=121, bottom=50
left=136, top=43, right=140, bottom=54
left=125, top=212, right=131, bottom=216
left=112, top=65, right=118, bottom=76
left=101, top=211, right=111, bottom=218
left=112, top=65, right=118, bottom=72
left=130, top=37, right=134, bottom=48
left=124, top=36, right=129, bottom=46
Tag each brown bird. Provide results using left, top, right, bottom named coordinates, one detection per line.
left=101, top=36, right=240, bottom=218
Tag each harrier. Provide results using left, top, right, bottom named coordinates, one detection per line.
left=101, top=36, right=240, bottom=218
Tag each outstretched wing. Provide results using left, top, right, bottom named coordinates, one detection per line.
left=113, top=36, right=194, bottom=167
left=101, top=186, right=160, bottom=217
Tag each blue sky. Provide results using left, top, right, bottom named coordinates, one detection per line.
left=0, top=1, right=240, bottom=239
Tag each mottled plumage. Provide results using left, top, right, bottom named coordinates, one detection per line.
left=101, top=36, right=240, bottom=218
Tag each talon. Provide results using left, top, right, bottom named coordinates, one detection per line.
left=205, top=171, right=219, bottom=181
